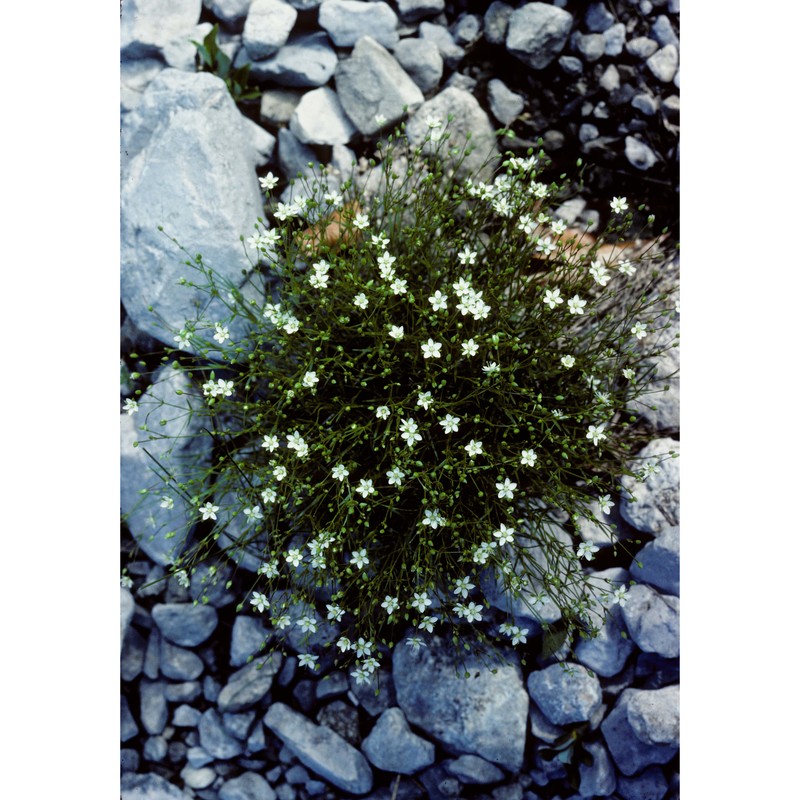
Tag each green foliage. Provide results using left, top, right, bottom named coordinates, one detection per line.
left=192, top=24, right=260, bottom=104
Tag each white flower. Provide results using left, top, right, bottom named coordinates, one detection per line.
left=535, top=236, right=556, bottom=255
left=216, top=379, right=234, bottom=398
left=418, top=615, right=437, bottom=633
left=257, top=560, right=279, bottom=578
left=375, top=405, right=390, bottom=420
left=355, top=479, right=375, bottom=498
left=543, top=288, right=563, bottom=309
left=331, top=464, right=349, bottom=482
left=410, top=591, right=432, bottom=613
left=439, top=414, right=461, bottom=434
left=381, top=595, right=400, bottom=615
left=452, top=277, right=472, bottom=297
left=336, top=636, right=352, bottom=652
left=631, top=322, right=648, bottom=339
left=425, top=114, right=442, bottom=129
left=351, top=668, right=370, bottom=685
left=298, top=653, right=319, bottom=670
left=465, top=439, right=483, bottom=458
left=518, top=214, right=536, bottom=235
left=375, top=113, right=387, bottom=126
left=303, top=371, right=319, bottom=388
left=560, top=354, right=576, bottom=368
left=272, top=613, right=291, bottom=630
left=353, top=293, right=369, bottom=310
left=388, top=325, right=404, bottom=340
left=612, top=585, right=629, bottom=607
left=371, top=232, right=390, bottom=249
left=351, top=548, right=370, bottom=570
left=453, top=576, right=475, bottom=599
left=405, top=636, right=426, bottom=651
left=199, top=502, right=219, bottom=521
left=457, top=246, right=477, bottom=265
left=259, top=172, right=278, bottom=191
left=353, top=213, right=370, bottom=230
left=243, top=506, right=263, bottom=523
left=261, top=488, right=277, bottom=504
left=285, top=548, right=303, bottom=567
left=273, top=465, right=287, bottom=481
left=577, top=541, right=600, bottom=561
left=421, top=339, right=442, bottom=359
left=622, top=368, right=635, bottom=380
left=286, top=431, right=309, bottom=458
left=160, top=496, right=174, bottom=510
left=422, top=508, right=446, bottom=529
left=386, top=466, right=405, bottom=486
left=551, top=218, right=567, bottom=235
left=472, top=542, right=492, bottom=565
left=428, top=290, right=449, bottom=311
left=324, top=190, right=343, bottom=207
left=642, top=461, right=661, bottom=479
left=589, top=260, right=611, bottom=286
left=461, top=338, right=479, bottom=357
left=610, top=196, right=628, bottom=214
left=354, top=638, right=373, bottom=658
left=493, top=523, right=515, bottom=546
left=510, top=626, right=528, bottom=646
left=174, top=330, right=192, bottom=349
left=262, top=434, right=280, bottom=452
left=567, top=295, right=587, bottom=315
left=390, top=278, right=408, bottom=295
left=496, top=477, right=517, bottom=501
left=400, top=417, right=422, bottom=448
left=250, top=592, right=270, bottom=613
left=417, top=391, right=433, bottom=411
left=520, top=449, right=538, bottom=467
left=618, top=259, right=636, bottom=276
left=120, top=574, right=133, bottom=589
left=482, top=361, right=500, bottom=376
left=460, top=602, right=483, bottom=623
left=123, top=398, right=139, bottom=415
left=326, top=603, right=345, bottom=622
left=598, top=494, right=615, bottom=515
left=586, top=424, right=607, bottom=446
left=213, top=324, right=230, bottom=344
left=175, top=570, right=190, bottom=589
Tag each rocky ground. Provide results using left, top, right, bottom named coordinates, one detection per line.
left=120, top=1, right=680, bottom=798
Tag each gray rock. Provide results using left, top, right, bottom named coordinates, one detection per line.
left=601, top=690, right=678, bottom=775
left=528, top=703, right=564, bottom=744
left=121, top=772, right=193, bottom=800
left=419, top=764, right=461, bottom=800
left=620, top=438, right=680, bottom=534
left=632, top=92, right=658, bottom=116
left=624, top=135, right=658, bottom=170
left=394, top=635, right=528, bottom=771
left=419, top=22, right=466, bottom=69
left=163, top=22, right=213, bottom=71
left=651, top=15, right=679, bottom=48
left=621, top=584, right=679, bottom=659
left=289, top=87, right=357, bottom=145
left=278, top=128, right=320, bottom=182
left=579, top=123, right=599, bottom=143
left=144, top=735, right=169, bottom=762
left=218, top=772, right=277, bottom=800
left=263, top=702, right=373, bottom=794
left=603, top=22, right=626, bottom=55
left=579, top=741, right=616, bottom=797
left=484, top=1, right=513, bottom=45
left=121, top=587, right=135, bottom=652
left=174, top=704, right=202, bottom=727
left=630, top=527, right=679, bottom=596
left=140, top=680, right=169, bottom=735
left=143, top=628, right=161, bottom=680
left=120, top=58, right=165, bottom=115
left=243, top=0, right=297, bottom=59
left=122, top=626, right=147, bottom=681
left=662, top=94, right=680, bottom=121
left=181, top=765, right=217, bottom=789
left=599, top=63, right=620, bottom=92
left=627, top=685, right=679, bottom=747
left=558, top=55, right=583, bottom=75
left=285, top=765, right=310, bottom=783
left=316, top=699, right=362, bottom=747
left=121, top=694, right=139, bottom=742
left=161, top=639, right=205, bottom=680
left=444, top=754, right=505, bottom=784
left=571, top=31, right=605, bottom=62
left=187, top=746, right=215, bottom=767
left=218, top=653, right=283, bottom=712
left=120, top=366, right=213, bottom=566
left=319, top=0, right=399, bottom=49
left=392, top=38, right=444, bottom=94
left=585, top=2, right=614, bottom=32
left=120, top=0, right=201, bottom=58
left=199, top=708, right=246, bottom=759
left=527, top=663, right=602, bottom=726
left=336, top=36, right=424, bottom=136
left=315, top=669, right=349, bottom=700
left=152, top=603, right=218, bottom=647
left=626, top=36, right=659, bottom=59
left=247, top=32, right=338, bottom=87
left=209, top=0, right=253, bottom=24
left=286, top=0, right=321, bottom=6
left=348, top=667, right=396, bottom=716
left=362, top=707, right=436, bottom=774
left=165, top=681, right=202, bottom=702
left=646, top=44, right=679, bottom=83
left=616, top=765, right=669, bottom=800
left=231, top=615, right=272, bottom=667
left=121, top=748, right=140, bottom=772
left=397, top=0, right=445, bottom=22
left=406, top=87, right=499, bottom=183
left=190, top=562, right=237, bottom=608
left=487, top=78, right=525, bottom=126
left=574, top=606, right=636, bottom=677
left=506, top=3, right=573, bottom=69
left=243, top=118, right=278, bottom=168
left=121, top=69, right=265, bottom=347
left=260, top=88, right=303, bottom=126
left=453, top=14, right=482, bottom=45
left=224, top=710, right=257, bottom=740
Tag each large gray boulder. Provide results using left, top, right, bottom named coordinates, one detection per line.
left=393, top=635, right=528, bottom=771
left=120, top=364, right=212, bottom=566
left=505, top=3, right=574, bottom=70
left=120, top=0, right=202, bottom=59
left=527, top=662, right=603, bottom=726
left=121, top=69, right=265, bottom=347
left=242, top=0, right=298, bottom=60
left=319, top=0, right=399, bottom=49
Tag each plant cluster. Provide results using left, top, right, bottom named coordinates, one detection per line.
left=192, top=24, right=259, bottom=104
left=124, top=120, right=678, bottom=681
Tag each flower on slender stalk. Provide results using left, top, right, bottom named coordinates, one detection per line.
left=213, top=324, right=230, bottom=344
left=577, top=541, right=600, bottom=561
left=405, top=636, right=426, bottom=650
left=560, top=355, right=576, bottom=368
left=302, top=371, right=319, bottom=388
left=610, top=196, right=628, bottom=214
left=492, top=523, right=515, bottom=546
left=259, top=172, right=278, bottom=191
left=410, top=592, right=432, bottom=613
left=567, top=295, right=587, bottom=315
left=355, top=479, right=375, bottom=499
left=331, top=464, right=349, bottom=482
left=421, top=339, right=442, bottom=359
left=199, top=502, right=219, bottom=521
left=243, top=506, right=263, bottom=523
left=439, top=414, right=461, bottom=434
left=520, top=449, right=538, bottom=467
left=586, top=424, right=607, bottom=446
left=298, top=616, right=318, bottom=633
left=465, top=440, right=483, bottom=458
left=250, top=592, right=270, bottom=613
left=353, top=293, right=369, bottom=310
left=261, top=434, right=279, bottom=452
left=160, top=496, right=174, bottom=510
left=543, top=288, right=563, bottom=309
left=388, top=325, right=404, bottom=340
left=298, top=653, right=319, bottom=670
left=598, top=494, right=615, bottom=515
left=461, top=338, right=479, bottom=357
left=631, top=322, right=648, bottom=339
left=422, top=508, right=446, bottom=529
left=453, top=576, right=475, bottom=598
left=351, top=549, right=369, bottom=569
left=399, top=418, right=422, bottom=448
left=496, top=478, right=517, bottom=501
left=386, top=466, right=405, bottom=486
left=123, top=398, right=139, bottom=415
left=375, top=406, right=390, bottom=420
left=381, top=595, right=400, bottom=615
left=336, top=636, right=352, bottom=653
left=285, top=548, right=303, bottom=568
left=418, top=615, right=438, bottom=633
left=428, top=290, right=448, bottom=311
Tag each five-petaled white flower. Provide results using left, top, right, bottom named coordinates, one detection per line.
left=465, top=439, right=484, bottom=458
left=213, top=324, right=230, bottom=344
left=351, top=549, right=370, bottom=569
left=428, top=290, right=449, bottom=311
left=520, top=449, right=538, bottom=467
left=417, top=391, right=433, bottom=410
left=598, top=494, right=615, bottom=515
left=418, top=615, right=438, bottom=633
left=243, top=506, right=263, bottom=523
left=354, top=638, right=373, bottom=658
left=422, top=508, right=446, bottom=529
left=123, top=398, right=139, bottom=415
left=353, top=213, right=370, bottom=230
left=543, top=288, right=563, bottom=309
left=618, top=259, right=636, bottom=276
left=400, top=417, right=422, bottom=448
left=258, top=560, right=279, bottom=578
left=390, top=278, right=408, bottom=295
left=410, top=592, right=432, bottom=613
left=589, top=260, right=611, bottom=286
left=375, top=406, right=390, bottom=420
left=332, top=464, right=349, bottom=481
left=261, top=434, right=279, bottom=452
left=381, top=595, right=400, bottom=615
left=612, top=585, right=629, bottom=607
left=336, top=636, right=352, bottom=652
left=160, top=495, right=174, bottom=510
left=405, top=636, right=426, bottom=650
left=577, top=541, right=600, bottom=561
left=298, top=653, right=319, bottom=670
left=250, top=592, right=270, bottom=613
left=510, top=626, right=528, bottom=645
left=371, top=232, right=389, bottom=249
left=326, top=603, right=345, bottom=622
left=496, top=477, right=517, bottom=501
left=261, top=488, right=277, bottom=504
left=457, top=246, right=477, bottom=265
left=610, top=196, right=628, bottom=214
left=425, top=114, right=442, bottom=129
left=586, top=424, right=607, bottom=446
left=199, top=502, right=219, bottom=521
left=561, top=355, right=576, bottom=368
left=453, top=576, right=475, bottom=598
left=567, top=295, right=587, bottom=315
left=622, top=368, right=635, bottom=380
left=273, top=465, right=288, bottom=481
left=324, top=191, right=343, bottom=207
left=461, top=338, right=479, bottom=357
left=174, top=330, right=192, bottom=349
left=421, top=339, right=442, bottom=359
left=355, top=479, right=375, bottom=498
left=388, top=325, right=404, bottom=339
left=353, top=293, right=369, bottom=310
left=631, top=322, right=648, bottom=339
left=303, top=371, right=319, bottom=388
left=259, top=172, right=279, bottom=191
left=386, top=466, right=405, bottom=486
left=285, top=548, right=303, bottom=567
left=439, top=414, right=461, bottom=434
left=482, top=361, right=500, bottom=376
left=459, top=602, right=483, bottom=623
left=286, top=431, right=309, bottom=458
left=493, top=523, right=515, bottom=546
left=351, top=668, right=370, bottom=685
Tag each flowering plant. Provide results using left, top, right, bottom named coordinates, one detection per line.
left=126, top=120, right=678, bottom=679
